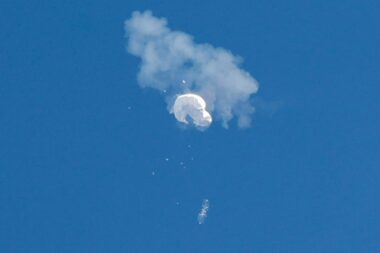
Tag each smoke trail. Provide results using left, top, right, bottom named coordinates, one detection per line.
left=125, top=11, right=259, bottom=128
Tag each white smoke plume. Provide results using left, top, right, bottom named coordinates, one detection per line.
left=125, top=11, right=259, bottom=128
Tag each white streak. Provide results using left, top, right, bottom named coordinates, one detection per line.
left=197, top=199, right=210, bottom=224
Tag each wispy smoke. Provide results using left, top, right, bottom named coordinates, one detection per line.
left=125, top=10, right=259, bottom=128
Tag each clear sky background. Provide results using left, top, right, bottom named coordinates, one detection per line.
left=1, top=0, right=379, bottom=252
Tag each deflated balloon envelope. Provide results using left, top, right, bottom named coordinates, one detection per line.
left=172, top=93, right=212, bottom=128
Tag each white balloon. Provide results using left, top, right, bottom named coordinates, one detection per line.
left=172, top=94, right=212, bottom=127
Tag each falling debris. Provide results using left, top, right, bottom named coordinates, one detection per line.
left=179, top=161, right=186, bottom=169
left=172, top=93, right=212, bottom=128
left=198, top=199, right=210, bottom=224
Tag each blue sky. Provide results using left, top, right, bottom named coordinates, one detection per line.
left=1, top=0, right=379, bottom=252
